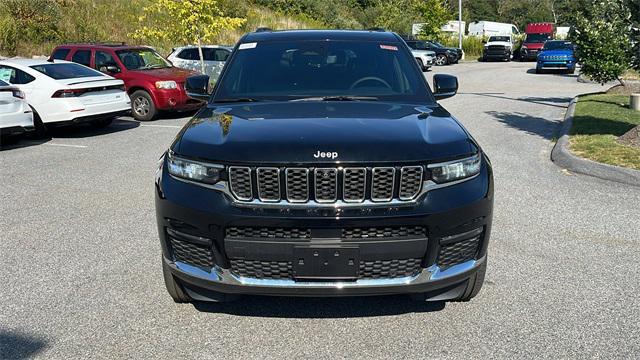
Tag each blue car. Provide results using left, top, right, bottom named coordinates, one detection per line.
left=536, top=40, right=576, bottom=74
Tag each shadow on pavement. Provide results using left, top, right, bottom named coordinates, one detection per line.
left=461, top=92, right=572, bottom=109
left=0, top=329, right=48, bottom=359
left=192, top=295, right=445, bottom=318
left=0, top=136, right=50, bottom=151
left=525, top=68, right=578, bottom=79
left=48, top=117, right=140, bottom=139
left=486, top=110, right=559, bottom=140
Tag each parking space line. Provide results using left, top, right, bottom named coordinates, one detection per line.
left=43, top=143, right=88, bottom=149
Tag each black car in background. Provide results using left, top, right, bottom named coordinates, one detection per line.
left=156, top=29, right=493, bottom=304
left=404, top=39, right=462, bottom=66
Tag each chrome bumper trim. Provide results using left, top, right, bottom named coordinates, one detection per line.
left=173, top=257, right=483, bottom=289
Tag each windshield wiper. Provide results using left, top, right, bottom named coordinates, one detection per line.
left=291, top=96, right=379, bottom=102
left=214, top=98, right=262, bottom=103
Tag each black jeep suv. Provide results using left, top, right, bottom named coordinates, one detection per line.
left=156, top=30, right=493, bottom=303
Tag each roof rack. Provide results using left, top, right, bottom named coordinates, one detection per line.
left=255, top=27, right=273, bottom=33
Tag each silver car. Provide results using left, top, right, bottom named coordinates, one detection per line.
left=167, top=45, right=233, bottom=81
left=411, top=49, right=436, bottom=72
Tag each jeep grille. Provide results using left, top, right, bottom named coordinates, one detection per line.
left=228, top=166, right=424, bottom=205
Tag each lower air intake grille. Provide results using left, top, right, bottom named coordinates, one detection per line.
left=229, top=258, right=423, bottom=280
left=169, top=236, right=213, bottom=269
left=230, top=259, right=293, bottom=279
left=437, top=235, right=481, bottom=269
left=342, top=226, right=427, bottom=239
left=359, top=258, right=422, bottom=279
left=226, top=227, right=311, bottom=239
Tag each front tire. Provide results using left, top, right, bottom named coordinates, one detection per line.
left=162, top=258, right=192, bottom=303
left=435, top=54, right=448, bottom=66
left=131, top=90, right=157, bottom=121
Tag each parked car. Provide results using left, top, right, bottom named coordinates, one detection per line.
left=468, top=21, right=520, bottom=37
left=482, top=35, right=513, bottom=62
left=0, top=59, right=130, bottom=132
left=536, top=40, right=576, bottom=74
left=410, top=49, right=436, bottom=71
left=51, top=43, right=202, bottom=121
left=405, top=39, right=460, bottom=66
left=167, top=45, right=233, bottom=81
left=0, top=79, right=34, bottom=141
left=521, top=23, right=555, bottom=61
left=156, top=29, right=493, bottom=304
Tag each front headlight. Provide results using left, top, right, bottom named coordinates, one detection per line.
left=156, top=80, right=178, bottom=89
left=429, top=154, right=481, bottom=183
left=167, top=152, right=223, bottom=185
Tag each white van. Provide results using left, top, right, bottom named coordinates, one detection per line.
left=468, top=21, right=520, bottom=37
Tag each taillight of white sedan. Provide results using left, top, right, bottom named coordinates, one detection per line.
left=0, top=79, right=34, bottom=142
left=0, top=59, right=131, bottom=134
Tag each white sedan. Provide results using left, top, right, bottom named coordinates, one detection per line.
left=0, top=59, right=131, bottom=132
left=0, top=79, right=34, bottom=141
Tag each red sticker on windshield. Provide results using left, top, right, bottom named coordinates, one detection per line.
left=380, top=45, right=398, bottom=51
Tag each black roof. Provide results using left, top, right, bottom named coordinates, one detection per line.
left=242, top=29, right=400, bottom=43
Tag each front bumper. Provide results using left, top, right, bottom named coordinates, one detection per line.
left=537, top=60, right=575, bottom=70
left=483, top=50, right=511, bottom=60
left=155, top=156, right=494, bottom=298
left=154, top=88, right=204, bottom=111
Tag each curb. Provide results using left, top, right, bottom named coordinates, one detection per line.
left=551, top=97, right=640, bottom=187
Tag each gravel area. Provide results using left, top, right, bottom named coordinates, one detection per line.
left=1, top=61, right=638, bottom=359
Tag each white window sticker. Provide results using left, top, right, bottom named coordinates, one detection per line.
left=238, top=42, right=257, bottom=50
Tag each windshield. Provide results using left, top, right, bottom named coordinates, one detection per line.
left=116, top=48, right=171, bottom=70
left=525, top=33, right=551, bottom=43
left=30, top=63, right=104, bottom=79
left=543, top=41, right=573, bottom=51
left=431, top=41, right=445, bottom=48
left=489, top=36, right=510, bottom=42
left=214, top=40, right=433, bottom=103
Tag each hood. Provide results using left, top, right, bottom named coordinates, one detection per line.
left=128, top=67, right=197, bottom=81
left=175, top=102, right=475, bottom=164
left=539, top=49, right=574, bottom=57
left=486, top=41, right=512, bottom=48
left=522, top=42, right=544, bottom=49
left=412, top=49, right=436, bottom=56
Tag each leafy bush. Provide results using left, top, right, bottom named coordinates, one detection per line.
left=440, top=36, right=485, bottom=58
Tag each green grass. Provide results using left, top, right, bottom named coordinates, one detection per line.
left=570, top=94, right=640, bottom=170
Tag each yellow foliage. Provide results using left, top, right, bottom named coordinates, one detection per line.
left=131, top=0, right=246, bottom=45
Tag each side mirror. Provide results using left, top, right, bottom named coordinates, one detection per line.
left=433, top=74, right=458, bottom=100
left=105, top=65, right=120, bottom=74
left=185, top=75, right=210, bottom=101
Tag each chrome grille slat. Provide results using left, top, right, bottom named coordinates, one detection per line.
left=371, top=167, right=395, bottom=202
left=285, top=168, right=309, bottom=203
left=314, top=168, right=338, bottom=202
left=228, top=166, right=253, bottom=201
left=399, top=166, right=424, bottom=200
left=257, top=167, right=281, bottom=202
left=343, top=168, right=366, bottom=202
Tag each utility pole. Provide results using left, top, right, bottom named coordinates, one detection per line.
left=458, top=0, right=463, bottom=59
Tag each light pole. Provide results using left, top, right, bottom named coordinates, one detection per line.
left=458, top=0, right=463, bottom=57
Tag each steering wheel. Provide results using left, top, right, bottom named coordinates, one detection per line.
left=349, top=76, right=392, bottom=90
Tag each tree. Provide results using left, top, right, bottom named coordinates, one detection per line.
left=132, top=0, right=245, bottom=75
left=570, top=0, right=633, bottom=85
left=415, top=0, right=452, bottom=40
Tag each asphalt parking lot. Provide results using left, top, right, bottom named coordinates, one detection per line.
left=1, top=61, right=639, bottom=358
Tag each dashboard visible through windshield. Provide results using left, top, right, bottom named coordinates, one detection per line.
left=214, top=40, right=434, bottom=104
left=116, top=48, right=172, bottom=70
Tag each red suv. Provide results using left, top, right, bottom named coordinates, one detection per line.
left=51, top=43, right=203, bottom=121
